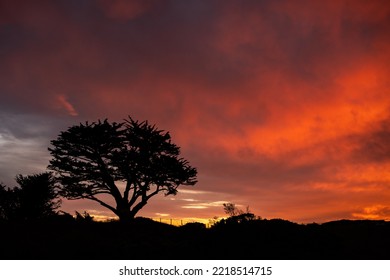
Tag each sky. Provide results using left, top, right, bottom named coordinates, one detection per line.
left=1, top=0, right=390, bottom=224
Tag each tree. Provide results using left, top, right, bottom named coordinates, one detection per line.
left=15, top=173, right=61, bottom=220
left=222, top=202, right=257, bottom=224
left=48, top=117, right=197, bottom=222
left=0, top=173, right=61, bottom=221
left=223, top=202, right=242, bottom=217
left=0, top=183, right=18, bottom=220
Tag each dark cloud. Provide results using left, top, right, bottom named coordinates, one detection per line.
left=352, top=118, right=390, bottom=163
left=0, top=112, right=75, bottom=186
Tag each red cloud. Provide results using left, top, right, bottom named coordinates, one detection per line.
left=1, top=0, right=390, bottom=223
left=97, top=0, right=156, bottom=21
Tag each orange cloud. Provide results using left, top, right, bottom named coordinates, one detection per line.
left=353, top=205, right=390, bottom=220
left=1, top=0, right=390, bottom=223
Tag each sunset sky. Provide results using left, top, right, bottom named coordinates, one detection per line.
left=1, top=0, right=390, bottom=223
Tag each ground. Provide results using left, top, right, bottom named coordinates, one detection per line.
left=0, top=217, right=389, bottom=259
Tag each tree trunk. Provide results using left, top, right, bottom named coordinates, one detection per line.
left=116, top=201, right=134, bottom=223
left=115, top=198, right=148, bottom=222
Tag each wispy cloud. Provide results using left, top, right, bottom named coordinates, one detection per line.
left=57, top=95, right=78, bottom=117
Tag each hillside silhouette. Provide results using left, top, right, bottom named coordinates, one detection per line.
left=0, top=217, right=389, bottom=259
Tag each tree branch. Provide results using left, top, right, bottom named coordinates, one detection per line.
left=81, top=195, right=117, bottom=214
left=130, top=185, right=161, bottom=217
left=123, top=180, right=132, bottom=202
left=95, top=155, right=123, bottom=202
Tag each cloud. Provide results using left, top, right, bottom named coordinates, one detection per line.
left=351, top=118, right=390, bottom=163
left=0, top=130, right=49, bottom=187
left=1, top=0, right=390, bottom=222
left=98, top=0, right=156, bottom=21
left=0, top=112, right=74, bottom=186
left=57, top=95, right=78, bottom=116
left=353, top=205, right=390, bottom=220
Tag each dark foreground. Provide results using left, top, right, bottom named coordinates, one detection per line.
left=1, top=217, right=389, bottom=259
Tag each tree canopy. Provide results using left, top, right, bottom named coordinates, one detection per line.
left=221, top=203, right=257, bottom=224
left=0, top=183, right=18, bottom=221
left=0, top=172, right=60, bottom=221
left=48, top=117, right=197, bottom=221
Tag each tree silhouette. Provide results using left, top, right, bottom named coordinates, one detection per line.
left=0, top=183, right=18, bottom=220
left=223, top=202, right=242, bottom=217
left=221, top=202, right=256, bottom=224
left=15, top=173, right=61, bottom=220
left=48, top=117, right=197, bottom=222
left=0, top=173, right=60, bottom=221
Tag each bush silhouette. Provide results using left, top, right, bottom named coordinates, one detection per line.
left=0, top=173, right=60, bottom=221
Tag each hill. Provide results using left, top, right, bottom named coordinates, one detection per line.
left=0, top=217, right=389, bottom=259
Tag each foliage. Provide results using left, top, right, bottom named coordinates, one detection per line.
left=223, top=203, right=255, bottom=217
left=0, top=173, right=61, bottom=221
left=218, top=202, right=258, bottom=225
left=0, top=183, right=19, bottom=220
left=223, top=202, right=242, bottom=217
left=48, top=117, right=197, bottom=221
left=180, top=222, right=206, bottom=230
left=208, top=216, right=220, bottom=227
left=75, top=211, right=94, bottom=222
